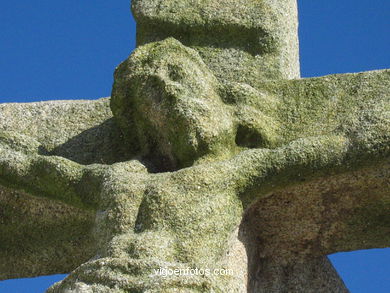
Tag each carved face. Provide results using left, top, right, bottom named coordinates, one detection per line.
left=111, top=38, right=237, bottom=170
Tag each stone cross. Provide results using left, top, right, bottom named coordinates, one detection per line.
left=0, top=1, right=389, bottom=292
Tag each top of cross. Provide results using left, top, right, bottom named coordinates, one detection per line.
left=132, top=0, right=301, bottom=81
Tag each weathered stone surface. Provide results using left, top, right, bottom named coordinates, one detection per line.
left=133, top=0, right=300, bottom=84
left=0, top=186, right=96, bottom=280
left=247, top=257, right=349, bottom=293
left=1, top=77, right=388, bottom=289
left=0, top=98, right=131, bottom=280
left=0, top=0, right=389, bottom=292
left=0, top=98, right=130, bottom=165
left=111, top=38, right=238, bottom=170
left=0, top=99, right=144, bottom=282
left=112, top=38, right=389, bottom=170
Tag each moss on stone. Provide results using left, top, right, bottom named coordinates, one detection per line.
left=133, top=0, right=300, bottom=82
left=0, top=1, right=389, bottom=292
left=0, top=98, right=131, bottom=165
left=0, top=186, right=96, bottom=280
left=111, top=35, right=389, bottom=172
left=111, top=38, right=238, bottom=170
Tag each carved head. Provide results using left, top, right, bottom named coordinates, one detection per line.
left=111, top=38, right=237, bottom=171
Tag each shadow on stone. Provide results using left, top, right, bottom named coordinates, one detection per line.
left=138, top=22, right=269, bottom=56
left=41, top=118, right=132, bottom=165
left=238, top=211, right=349, bottom=293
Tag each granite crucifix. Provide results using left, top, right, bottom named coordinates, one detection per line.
left=0, top=0, right=389, bottom=292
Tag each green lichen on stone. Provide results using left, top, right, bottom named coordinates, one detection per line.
left=111, top=38, right=238, bottom=170
left=0, top=134, right=103, bottom=209
left=111, top=36, right=389, bottom=171
left=0, top=186, right=96, bottom=279
left=0, top=0, right=389, bottom=292
left=0, top=98, right=131, bottom=165
left=133, top=0, right=300, bottom=83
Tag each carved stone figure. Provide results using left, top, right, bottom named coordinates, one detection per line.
left=1, top=1, right=389, bottom=292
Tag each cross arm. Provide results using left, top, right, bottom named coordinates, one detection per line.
left=0, top=131, right=104, bottom=279
left=222, top=69, right=390, bottom=255
left=0, top=184, right=97, bottom=280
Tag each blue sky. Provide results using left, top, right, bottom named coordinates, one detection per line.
left=0, top=0, right=389, bottom=292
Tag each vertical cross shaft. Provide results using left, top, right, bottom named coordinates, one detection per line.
left=132, top=0, right=300, bottom=85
